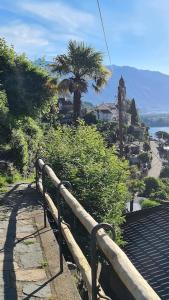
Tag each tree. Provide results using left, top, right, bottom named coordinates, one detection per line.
left=143, top=177, right=159, bottom=197
left=160, top=166, right=169, bottom=178
left=143, top=141, right=150, bottom=152
left=138, top=152, right=150, bottom=164
left=51, top=40, right=111, bottom=123
left=130, top=98, right=138, bottom=125
left=0, top=38, right=56, bottom=117
left=0, top=90, right=10, bottom=143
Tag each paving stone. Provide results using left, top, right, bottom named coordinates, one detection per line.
left=20, top=251, right=43, bottom=268
left=15, top=268, right=46, bottom=282
left=16, top=225, right=35, bottom=233
left=0, top=211, right=11, bottom=218
left=23, top=280, right=52, bottom=298
left=0, top=186, right=56, bottom=299
left=0, top=260, right=19, bottom=271
left=16, top=232, right=35, bottom=240
left=17, top=219, right=33, bottom=225
left=0, top=239, right=6, bottom=248
left=0, top=252, right=13, bottom=261
left=0, top=221, right=8, bottom=229
left=0, top=271, right=14, bottom=287
left=0, top=286, right=19, bottom=299
left=15, top=242, right=41, bottom=254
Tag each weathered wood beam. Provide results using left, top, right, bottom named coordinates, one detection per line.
left=38, top=180, right=106, bottom=300
left=37, top=159, right=160, bottom=300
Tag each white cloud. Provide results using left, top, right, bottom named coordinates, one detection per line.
left=0, top=19, right=86, bottom=59
left=20, top=1, right=95, bottom=33
left=0, top=1, right=97, bottom=58
left=0, top=21, right=52, bottom=58
left=0, top=22, right=48, bottom=46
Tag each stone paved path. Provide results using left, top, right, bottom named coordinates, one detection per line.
left=0, top=183, right=57, bottom=300
left=148, top=141, right=162, bottom=178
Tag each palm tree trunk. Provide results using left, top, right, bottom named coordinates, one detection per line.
left=73, top=89, right=81, bottom=123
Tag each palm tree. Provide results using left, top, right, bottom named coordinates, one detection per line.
left=51, top=40, right=111, bottom=123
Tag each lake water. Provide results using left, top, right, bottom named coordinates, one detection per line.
left=149, top=127, right=169, bottom=137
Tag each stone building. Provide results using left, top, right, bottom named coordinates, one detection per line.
left=94, top=103, right=118, bottom=122
left=94, top=77, right=131, bottom=126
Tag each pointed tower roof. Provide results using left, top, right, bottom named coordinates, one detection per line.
left=119, top=76, right=125, bottom=87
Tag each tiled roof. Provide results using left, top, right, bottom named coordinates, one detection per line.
left=122, top=204, right=169, bottom=300
left=96, top=103, right=117, bottom=111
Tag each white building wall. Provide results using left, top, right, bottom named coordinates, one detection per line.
left=94, top=110, right=119, bottom=122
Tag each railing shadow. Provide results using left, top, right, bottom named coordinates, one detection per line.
left=0, top=183, right=40, bottom=300
left=23, top=271, right=62, bottom=299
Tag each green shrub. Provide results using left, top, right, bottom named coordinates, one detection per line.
left=11, top=128, right=28, bottom=174
left=138, top=152, right=150, bottom=164
left=11, top=117, right=43, bottom=175
left=143, top=141, right=150, bottom=152
left=5, top=169, right=21, bottom=184
left=42, top=123, right=129, bottom=244
left=160, top=166, right=169, bottom=178
left=0, top=175, right=7, bottom=188
left=150, top=190, right=167, bottom=200
left=143, top=177, right=159, bottom=197
left=141, top=199, right=160, bottom=209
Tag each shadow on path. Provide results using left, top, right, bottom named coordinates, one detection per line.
left=0, top=183, right=38, bottom=299
left=23, top=271, right=62, bottom=299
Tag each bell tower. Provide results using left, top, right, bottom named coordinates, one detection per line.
left=118, top=76, right=126, bottom=107
left=117, top=76, right=126, bottom=157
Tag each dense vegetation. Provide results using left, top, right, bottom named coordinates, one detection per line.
left=0, top=38, right=56, bottom=175
left=142, top=176, right=169, bottom=201
left=0, top=39, right=133, bottom=246
left=0, top=38, right=56, bottom=118
left=42, top=122, right=129, bottom=243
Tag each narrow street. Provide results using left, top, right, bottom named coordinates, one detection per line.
left=148, top=141, right=163, bottom=178
left=127, top=141, right=163, bottom=212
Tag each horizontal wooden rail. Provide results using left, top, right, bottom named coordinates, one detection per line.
left=37, top=179, right=106, bottom=300
left=37, top=158, right=160, bottom=300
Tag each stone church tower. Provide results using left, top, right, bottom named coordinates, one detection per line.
left=118, top=76, right=126, bottom=111
left=117, top=76, right=126, bottom=157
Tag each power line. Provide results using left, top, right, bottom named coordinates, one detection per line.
left=96, top=0, right=112, bottom=65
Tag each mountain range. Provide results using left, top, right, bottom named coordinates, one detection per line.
left=35, top=60, right=169, bottom=114
left=85, top=65, right=169, bottom=114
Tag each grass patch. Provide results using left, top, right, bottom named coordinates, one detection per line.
left=0, top=170, right=35, bottom=195
left=141, top=199, right=160, bottom=209
left=0, top=175, right=8, bottom=194
left=22, top=239, right=35, bottom=245
left=40, top=260, right=48, bottom=268
left=0, top=186, right=9, bottom=193
left=21, top=174, right=35, bottom=184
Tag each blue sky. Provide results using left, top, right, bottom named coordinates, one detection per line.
left=0, top=0, right=169, bottom=74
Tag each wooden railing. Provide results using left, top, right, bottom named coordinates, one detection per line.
left=36, top=158, right=160, bottom=300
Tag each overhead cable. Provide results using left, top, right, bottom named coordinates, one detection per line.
left=96, top=0, right=112, bottom=65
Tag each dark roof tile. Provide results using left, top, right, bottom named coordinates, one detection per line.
left=123, top=204, right=169, bottom=299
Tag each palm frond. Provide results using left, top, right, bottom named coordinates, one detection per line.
left=50, top=54, right=70, bottom=75
left=93, top=66, right=112, bottom=92
left=52, top=40, right=111, bottom=96
left=76, top=80, right=88, bottom=93
left=57, top=79, right=72, bottom=93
